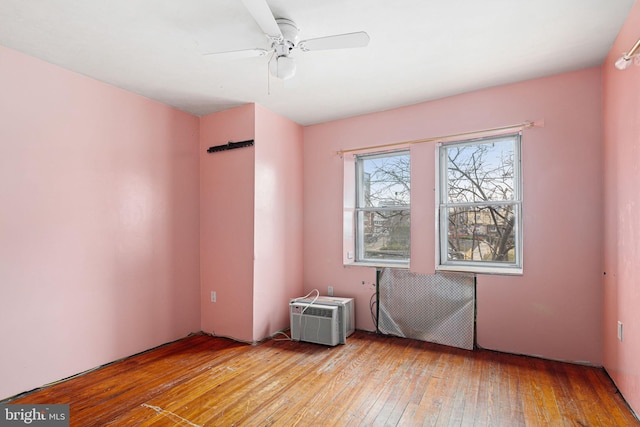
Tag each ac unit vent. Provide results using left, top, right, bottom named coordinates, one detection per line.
left=289, top=302, right=340, bottom=346
left=305, top=306, right=334, bottom=318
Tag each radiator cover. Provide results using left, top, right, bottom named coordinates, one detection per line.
left=377, top=269, right=475, bottom=350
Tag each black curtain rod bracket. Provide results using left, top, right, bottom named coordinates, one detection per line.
left=207, top=139, right=254, bottom=153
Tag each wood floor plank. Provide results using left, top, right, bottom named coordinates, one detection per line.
left=279, top=335, right=373, bottom=426
left=457, top=343, right=485, bottom=426
left=5, top=331, right=639, bottom=427
left=177, top=343, right=323, bottom=425
left=588, top=367, right=639, bottom=426
left=224, top=344, right=340, bottom=425
left=477, top=351, right=503, bottom=426
left=533, top=357, right=564, bottom=425
left=327, top=335, right=412, bottom=426
left=392, top=344, right=449, bottom=425
left=489, top=352, right=516, bottom=425
left=371, top=339, right=433, bottom=425
left=358, top=338, right=424, bottom=425
left=545, top=357, right=586, bottom=426
left=503, top=354, right=526, bottom=426
left=341, top=336, right=418, bottom=426
left=436, top=351, right=473, bottom=426
left=280, top=335, right=388, bottom=426
left=399, top=349, right=451, bottom=426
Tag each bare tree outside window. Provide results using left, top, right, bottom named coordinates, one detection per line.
left=356, top=151, right=410, bottom=263
left=439, top=135, right=522, bottom=270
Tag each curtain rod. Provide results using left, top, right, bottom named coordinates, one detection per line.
left=336, top=120, right=544, bottom=156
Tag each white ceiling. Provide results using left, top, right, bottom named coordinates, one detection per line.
left=0, top=0, right=634, bottom=126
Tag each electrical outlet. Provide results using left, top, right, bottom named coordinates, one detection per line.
left=618, top=321, right=623, bottom=342
left=211, top=291, right=217, bottom=303
left=328, top=286, right=334, bottom=296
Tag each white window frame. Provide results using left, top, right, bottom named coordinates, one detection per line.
left=436, top=134, right=523, bottom=275
left=353, top=150, right=410, bottom=267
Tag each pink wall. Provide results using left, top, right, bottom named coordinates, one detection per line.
left=199, top=104, right=304, bottom=342
left=602, top=0, right=640, bottom=416
left=200, top=105, right=256, bottom=342
left=304, top=67, right=604, bottom=364
left=0, top=46, right=201, bottom=400
left=253, top=104, right=304, bottom=340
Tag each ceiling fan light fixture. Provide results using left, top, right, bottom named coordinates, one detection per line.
left=269, top=55, right=296, bottom=80
left=207, top=0, right=370, bottom=80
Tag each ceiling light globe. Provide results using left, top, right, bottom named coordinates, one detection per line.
left=269, top=55, right=296, bottom=80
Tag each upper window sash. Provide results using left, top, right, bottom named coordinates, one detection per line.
left=356, top=150, right=410, bottom=209
left=440, top=136, right=521, bottom=204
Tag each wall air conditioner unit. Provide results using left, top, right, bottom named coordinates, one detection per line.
left=290, top=296, right=354, bottom=344
left=289, top=302, right=340, bottom=346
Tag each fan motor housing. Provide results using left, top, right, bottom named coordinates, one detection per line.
left=275, top=18, right=300, bottom=46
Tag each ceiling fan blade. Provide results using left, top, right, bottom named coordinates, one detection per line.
left=203, top=48, right=270, bottom=61
left=299, top=32, right=370, bottom=52
left=241, top=0, right=282, bottom=39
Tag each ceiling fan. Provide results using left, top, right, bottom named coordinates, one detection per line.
left=205, top=0, right=370, bottom=80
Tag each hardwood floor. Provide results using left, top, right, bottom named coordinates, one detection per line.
left=6, top=331, right=638, bottom=426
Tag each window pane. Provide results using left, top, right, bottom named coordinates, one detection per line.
left=359, top=152, right=410, bottom=208
left=446, top=138, right=514, bottom=203
left=358, top=209, right=410, bottom=261
left=446, top=205, right=516, bottom=262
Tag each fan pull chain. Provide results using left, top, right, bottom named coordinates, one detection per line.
left=266, top=51, right=274, bottom=95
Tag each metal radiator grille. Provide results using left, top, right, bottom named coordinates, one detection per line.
left=377, top=269, right=475, bottom=350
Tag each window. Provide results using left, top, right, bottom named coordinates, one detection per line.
left=354, top=150, right=410, bottom=265
left=437, top=134, right=522, bottom=274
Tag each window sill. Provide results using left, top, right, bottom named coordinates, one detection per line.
left=436, top=264, right=523, bottom=276
left=345, top=261, right=410, bottom=269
